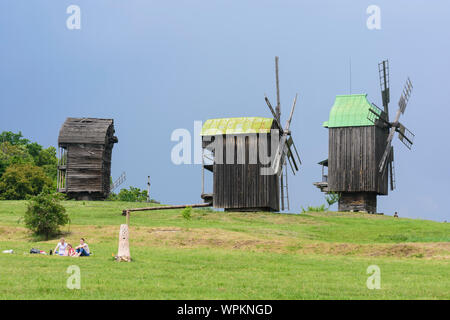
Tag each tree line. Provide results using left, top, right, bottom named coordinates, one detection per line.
left=0, top=131, right=57, bottom=199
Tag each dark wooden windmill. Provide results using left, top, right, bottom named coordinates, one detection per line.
left=200, top=57, right=301, bottom=211
left=57, top=118, right=118, bottom=200
left=314, top=60, right=414, bottom=213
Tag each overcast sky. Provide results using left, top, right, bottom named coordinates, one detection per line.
left=1, top=1, right=449, bottom=221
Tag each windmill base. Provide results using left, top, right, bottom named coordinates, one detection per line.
left=338, top=192, right=377, bottom=213
left=66, top=192, right=107, bottom=201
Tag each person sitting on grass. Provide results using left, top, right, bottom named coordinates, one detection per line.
left=65, top=244, right=77, bottom=257
left=54, top=238, right=68, bottom=256
left=75, top=238, right=90, bottom=257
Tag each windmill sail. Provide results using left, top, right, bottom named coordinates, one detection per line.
left=379, top=78, right=414, bottom=174
left=397, top=123, right=415, bottom=149
left=271, top=94, right=298, bottom=176
left=389, top=146, right=395, bottom=191
left=398, top=78, right=413, bottom=114
left=378, top=60, right=390, bottom=120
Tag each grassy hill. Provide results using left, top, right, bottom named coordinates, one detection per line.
left=0, top=200, right=448, bottom=299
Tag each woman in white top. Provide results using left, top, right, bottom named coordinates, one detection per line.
left=54, top=238, right=67, bottom=256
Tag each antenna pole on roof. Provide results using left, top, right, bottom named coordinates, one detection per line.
left=349, top=57, right=352, bottom=95
left=275, top=56, right=281, bottom=122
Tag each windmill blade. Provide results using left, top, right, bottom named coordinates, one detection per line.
left=286, top=147, right=298, bottom=173
left=397, top=123, right=415, bottom=149
left=271, top=132, right=290, bottom=176
left=389, top=146, right=396, bottom=191
left=379, top=127, right=396, bottom=174
left=264, top=95, right=283, bottom=132
left=111, top=172, right=126, bottom=192
left=286, top=136, right=299, bottom=172
left=290, top=139, right=302, bottom=165
left=271, top=94, right=299, bottom=176
left=378, top=60, right=390, bottom=120
left=284, top=94, right=298, bottom=132
left=286, top=153, right=296, bottom=175
left=398, top=78, right=413, bottom=114
left=367, top=103, right=389, bottom=127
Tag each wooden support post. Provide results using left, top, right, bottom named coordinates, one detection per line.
left=126, top=210, right=130, bottom=226
left=147, top=176, right=150, bottom=203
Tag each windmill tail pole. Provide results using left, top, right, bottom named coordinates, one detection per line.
left=122, top=203, right=212, bottom=216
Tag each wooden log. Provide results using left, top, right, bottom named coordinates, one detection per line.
left=122, top=203, right=212, bottom=215
left=116, top=224, right=131, bottom=262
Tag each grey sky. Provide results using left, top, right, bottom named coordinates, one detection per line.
left=1, top=1, right=449, bottom=221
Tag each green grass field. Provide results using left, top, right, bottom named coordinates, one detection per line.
left=0, top=200, right=448, bottom=299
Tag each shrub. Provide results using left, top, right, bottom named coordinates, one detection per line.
left=325, top=192, right=340, bottom=207
left=113, top=186, right=148, bottom=202
left=23, top=193, right=70, bottom=240
left=182, top=207, right=192, bottom=220
left=301, top=204, right=327, bottom=213
left=108, top=186, right=160, bottom=203
left=0, top=163, right=53, bottom=200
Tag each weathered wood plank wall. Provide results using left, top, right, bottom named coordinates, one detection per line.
left=58, top=118, right=117, bottom=200
left=208, top=133, right=280, bottom=211
left=328, top=126, right=388, bottom=195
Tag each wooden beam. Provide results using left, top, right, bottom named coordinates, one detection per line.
left=122, top=203, right=212, bottom=216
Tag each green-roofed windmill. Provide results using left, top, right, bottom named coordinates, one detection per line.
left=314, top=60, right=415, bottom=213
left=200, top=57, right=301, bottom=211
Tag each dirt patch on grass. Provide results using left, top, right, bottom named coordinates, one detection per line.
left=297, top=242, right=450, bottom=259
left=0, top=226, right=29, bottom=241
left=2, top=224, right=448, bottom=260
left=132, top=227, right=286, bottom=252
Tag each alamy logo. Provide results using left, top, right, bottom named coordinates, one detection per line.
left=170, top=121, right=282, bottom=175
left=366, top=265, right=381, bottom=289
left=366, top=5, right=381, bottom=30
left=66, top=265, right=81, bottom=289
left=66, top=5, right=81, bottom=30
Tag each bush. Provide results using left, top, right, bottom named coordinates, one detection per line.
left=23, top=193, right=70, bottom=240
left=301, top=204, right=327, bottom=213
left=0, top=163, right=53, bottom=200
left=325, top=192, right=340, bottom=207
left=108, top=186, right=158, bottom=203
left=182, top=207, right=192, bottom=220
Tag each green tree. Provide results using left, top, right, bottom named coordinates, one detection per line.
left=25, top=142, right=43, bottom=161
left=114, top=186, right=148, bottom=202
left=0, top=142, right=33, bottom=176
left=24, top=193, right=69, bottom=240
left=0, top=131, right=58, bottom=184
left=0, top=131, right=30, bottom=146
left=325, top=192, right=340, bottom=207
left=37, top=147, right=58, bottom=181
left=0, top=163, right=53, bottom=200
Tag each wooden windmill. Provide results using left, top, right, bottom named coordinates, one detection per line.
left=314, top=60, right=414, bottom=213
left=200, top=57, right=301, bottom=211
left=57, top=118, right=118, bottom=200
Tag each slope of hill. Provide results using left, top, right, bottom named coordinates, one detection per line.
left=0, top=200, right=448, bottom=299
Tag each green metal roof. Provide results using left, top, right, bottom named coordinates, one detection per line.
left=323, top=94, right=380, bottom=128
left=200, top=117, right=274, bottom=136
